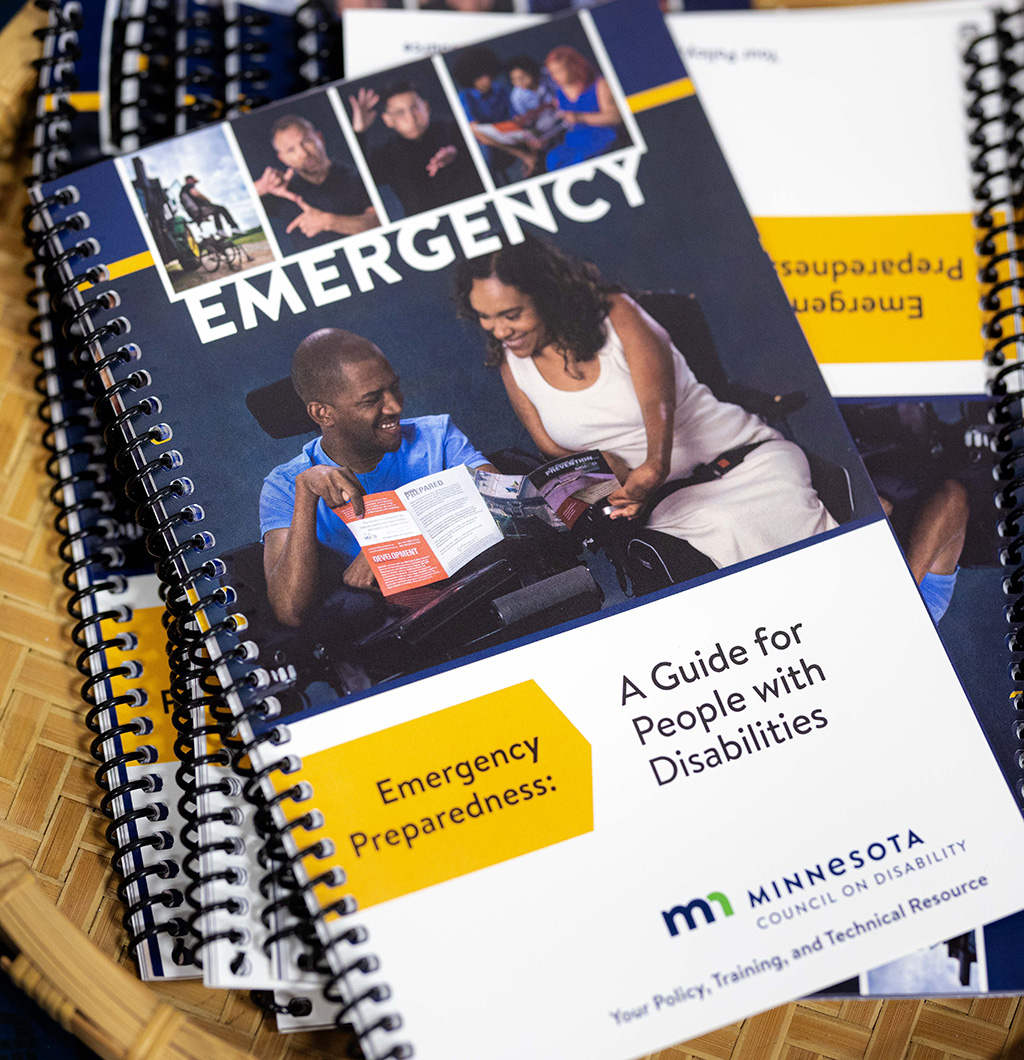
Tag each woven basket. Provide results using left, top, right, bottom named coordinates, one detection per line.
left=1, top=3, right=1021, bottom=1057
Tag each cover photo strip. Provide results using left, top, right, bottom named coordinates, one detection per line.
left=31, top=1, right=1024, bottom=1055
left=339, top=0, right=1024, bottom=1000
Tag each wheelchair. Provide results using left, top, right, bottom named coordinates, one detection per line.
left=574, top=292, right=856, bottom=597
left=129, top=156, right=255, bottom=276
left=221, top=513, right=603, bottom=706
left=194, top=218, right=254, bottom=274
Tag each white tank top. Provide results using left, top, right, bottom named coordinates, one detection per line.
left=503, top=309, right=777, bottom=479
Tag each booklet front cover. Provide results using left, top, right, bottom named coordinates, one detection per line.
left=41, top=2, right=1024, bottom=1056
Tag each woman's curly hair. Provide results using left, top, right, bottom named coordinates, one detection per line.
left=453, top=236, right=614, bottom=370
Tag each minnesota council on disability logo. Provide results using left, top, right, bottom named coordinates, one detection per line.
left=608, top=831, right=987, bottom=1031
left=660, top=829, right=984, bottom=939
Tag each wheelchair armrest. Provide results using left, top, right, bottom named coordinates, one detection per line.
left=356, top=559, right=520, bottom=653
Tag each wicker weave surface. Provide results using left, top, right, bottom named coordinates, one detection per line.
left=2, top=3, right=1024, bottom=1058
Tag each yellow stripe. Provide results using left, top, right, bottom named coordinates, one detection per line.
left=627, top=78, right=695, bottom=114
left=45, top=91, right=101, bottom=113
left=78, top=250, right=155, bottom=290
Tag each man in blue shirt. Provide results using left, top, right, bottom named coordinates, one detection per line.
left=260, top=327, right=494, bottom=628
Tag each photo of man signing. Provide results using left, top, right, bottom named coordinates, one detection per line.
left=250, top=113, right=379, bottom=250
left=348, top=71, right=485, bottom=219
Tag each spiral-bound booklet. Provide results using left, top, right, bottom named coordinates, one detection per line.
left=26, top=0, right=346, bottom=985
left=667, top=0, right=1024, bottom=997
left=338, top=0, right=1024, bottom=1000
left=27, top=0, right=227, bottom=982
left=31, top=0, right=1024, bottom=1053
left=31, top=0, right=142, bottom=178
left=30, top=0, right=333, bottom=175
left=24, top=252, right=198, bottom=979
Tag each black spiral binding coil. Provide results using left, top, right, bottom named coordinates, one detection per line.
left=223, top=0, right=332, bottom=120
left=162, top=558, right=242, bottom=969
left=224, top=5, right=273, bottom=117
left=32, top=179, right=413, bottom=1057
left=965, top=11, right=1024, bottom=804
left=27, top=0, right=84, bottom=185
left=174, top=0, right=227, bottom=133
left=294, top=0, right=341, bottom=87
left=108, top=0, right=178, bottom=152
left=27, top=194, right=189, bottom=966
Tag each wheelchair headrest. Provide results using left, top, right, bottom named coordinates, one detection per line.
left=634, top=292, right=731, bottom=400
left=246, top=376, right=314, bottom=439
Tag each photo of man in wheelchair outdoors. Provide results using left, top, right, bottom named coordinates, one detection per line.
left=127, top=124, right=277, bottom=293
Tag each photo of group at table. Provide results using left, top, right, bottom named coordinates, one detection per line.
left=449, top=39, right=627, bottom=183
left=226, top=233, right=854, bottom=713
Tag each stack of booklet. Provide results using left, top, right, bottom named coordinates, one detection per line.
left=21, top=0, right=1024, bottom=1056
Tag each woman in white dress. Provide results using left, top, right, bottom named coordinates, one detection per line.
left=453, top=238, right=837, bottom=569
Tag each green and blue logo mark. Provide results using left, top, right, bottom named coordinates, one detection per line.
left=662, top=892, right=734, bottom=937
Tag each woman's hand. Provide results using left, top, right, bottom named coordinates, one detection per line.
left=607, top=460, right=667, bottom=520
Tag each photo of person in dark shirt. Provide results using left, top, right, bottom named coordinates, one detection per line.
left=253, top=114, right=378, bottom=246
left=348, top=79, right=485, bottom=218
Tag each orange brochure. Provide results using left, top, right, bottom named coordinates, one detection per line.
left=336, top=465, right=503, bottom=596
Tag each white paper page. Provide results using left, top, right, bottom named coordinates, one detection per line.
left=346, top=504, right=423, bottom=546
left=397, top=464, right=503, bottom=573
left=667, top=4, right=987, bottom=217
left=668, top=4, right=993, bottom=397
left=282, top=520, right=1024, bottom=1058
left=343, top=9, right=546, bottom=76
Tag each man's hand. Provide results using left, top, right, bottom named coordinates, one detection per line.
left=607, top=460, right=666, bottom=520
left=254, top=166, right=300, bottom=201
left=349, top=87, right=380, bottom=134
left=343, top=551, right=379, bottom=590
left=426, top=145, right=457, bottom=177
left=296, top=464, right=366, bottom=516
left=286, top=199, right=332, bottom=237
left=285, top=202, right=380, bottom=239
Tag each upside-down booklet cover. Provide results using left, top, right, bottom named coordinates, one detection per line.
left=41, top=2, right=1024, bottom=1056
